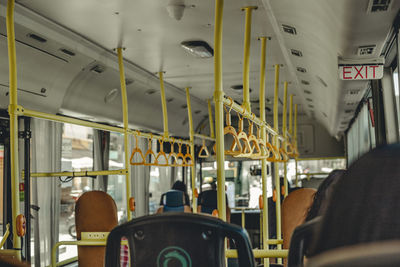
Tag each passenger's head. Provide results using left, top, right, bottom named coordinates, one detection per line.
left=309, top=145, right=400, bottom=256
left=172, top=180, right=186, bottom=193
left=305, top=169, right=345, bottom=222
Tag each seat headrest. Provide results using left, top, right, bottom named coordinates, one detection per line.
left=164, top=190, right=184, bottom=207
left=307, top=240, right=400, bottom=267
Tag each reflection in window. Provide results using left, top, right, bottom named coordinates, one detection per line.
left=0, top=145, right=3, bottom=236
left=108, top=132, right=126, bottom=223
left=59, top=124, right=94, bottom=262
left=392, top=68, right=400, bottom=136
left=294, top=158, right=346, bottom=188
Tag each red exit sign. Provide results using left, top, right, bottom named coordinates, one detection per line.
left=339, top=64, right=383, bottom=80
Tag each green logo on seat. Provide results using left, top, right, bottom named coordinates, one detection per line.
left=157, top=246, right=192, bottom=267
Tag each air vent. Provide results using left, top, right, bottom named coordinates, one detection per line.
left=181, top=104, right=188, bottom=109
left=367, top=0, right=392, bottom=13
left=316, top=75, right=328, bottom=87
left=291, top=49, right=303, bottom=57
left=125, top=78, right=134, bottom=86
left=308, top=104, right=314, bottom=108
left=341, top=121, right=349, bottom=125
left=282, top=24, right=297, bottom=35
left=346, top=102, right=357, bottom=106
left=167, top=98, right=174, bottom=103
left=344, top=109, right=353, bottom=114
left=145, top=89, right=156, bottom=95
left=322, top=112, right=328, bottom=118
left=60, top=48, right=75, bottom=56
left=194, top=110, right=201, bottom=114
left=231, top=85, right=243, bottom=90
left=357, top=45, right=376, bottom=56
left=90, top=65, right=106, bottom=74
left=301, top=80, right=310, bottom=85
left=27, top=33, right=47, bottom=43
left=230, top=84, right=252, bottom=92
left=349, top=89, right=360, bottom=95
left=304, top=90, right=312, bottom=94
left=306, top=98, right=312, bottom=102
left=297, top=67, right=307, bottom=73
left=266, top=107, right=271, bottom=112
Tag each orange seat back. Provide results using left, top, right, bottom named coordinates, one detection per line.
left=75, top=191, right=118, bottom=267
left=282, top=188, right=316, bottom=250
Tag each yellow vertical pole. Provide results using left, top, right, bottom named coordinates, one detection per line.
left=295, top=104, right=298, bottom=152
left=208, top=99, right=215, bottom=139
left=117, top=48, right=132, bottom=221
left=185, top=88, right=197, bottom=213
left=273, top=64, right=282, bottom=263
left=294, top=104, right=299, bottom=187
left=213, top=0, right=226, bottom=221
left=159, top=72, right=169, bottom=138
left=241, top=6, right=257, bottom=113
left=282, top=82, right=288, bottom=197
left=258, top=37, right=270, bottom=267
left=289, top=94, right=293, bottom=136
left=6, top=0, right=21, bottom=255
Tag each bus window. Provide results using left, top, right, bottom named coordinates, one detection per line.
left=59, top=124, right=94, bottom=262
left=149, top=166, right=173, bottom=214
left=0, top=145, right=3, bottom=236
left=294, top=158, right=346, bottom=188
left=107, top=132, right=127, bottom=223
left=392, top=68, right=400, bottom=136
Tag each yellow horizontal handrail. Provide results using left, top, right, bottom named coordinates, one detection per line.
left=13, top=105, right=192, bottom=145
left=51, top=239, right=129, bottom=267
left=29, top=169, right=127, bottom=178
left=226, top=249, right=288, bottom=258
left=222, top=97, right=277, bottom=136
left=193, top=133, right=216, bottom=141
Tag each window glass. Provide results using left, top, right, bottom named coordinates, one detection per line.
left=59, top=124, right=94, bottom=262
left=392, top=68, right=400, bottom=136
left=294, top=158, right=346, bottom=188
left=0, top=145, right=3, bottom=236
left=108, top=132, right=127, bottom=223
left=149, top=166, right=172, bottom=214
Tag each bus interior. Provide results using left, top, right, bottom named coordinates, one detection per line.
left=0, top=0, right=399, bottom=266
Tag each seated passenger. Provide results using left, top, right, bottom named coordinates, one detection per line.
left=157, top=180, right=191, bottom=213
left=197, top=181, right=231, bottom=222
left=308, top=145, right=400, bottom=257
left=304, top=169, right=345, bottom=222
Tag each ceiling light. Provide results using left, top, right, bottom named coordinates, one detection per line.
left=181, top=40, right=214, bottom=58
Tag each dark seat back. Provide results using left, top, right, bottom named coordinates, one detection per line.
left=161, top=190, right=185, bottom=212
left=199, top=190, right=217, bottom=214
left=306, top=240, right=400, bottom=267
left=105, top=213, right=255, bottom=267
left=287, top=217, right=321, bottom=267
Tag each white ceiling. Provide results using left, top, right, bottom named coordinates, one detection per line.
left=0, top=0, right=398, bottom=137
